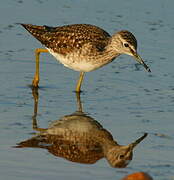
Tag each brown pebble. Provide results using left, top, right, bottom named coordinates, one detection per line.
left=121, top=172, right=153, bottom=180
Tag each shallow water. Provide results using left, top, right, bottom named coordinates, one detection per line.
left=0, top=0, right=174, bottom=180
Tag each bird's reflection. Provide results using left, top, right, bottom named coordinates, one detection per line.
left=16, top=89, right=147, bottom=168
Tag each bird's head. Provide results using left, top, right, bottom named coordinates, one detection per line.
left=112, top=31, right=151, bottom=72
left=105, top=133, right=147, bottom=168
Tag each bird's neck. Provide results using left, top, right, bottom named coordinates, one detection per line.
left=98, top=35, right=121, bottom=62
left=93, top=44, right=120, bottom=69
left=96, top=133, right=120, bottom=155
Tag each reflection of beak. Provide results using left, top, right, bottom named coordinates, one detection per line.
left=128, top=133, right=148, bottom=150
left=132, top=51, right=151, bottom=72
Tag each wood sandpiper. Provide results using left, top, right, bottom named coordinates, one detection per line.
left=21, top=24, right=151, bottom=92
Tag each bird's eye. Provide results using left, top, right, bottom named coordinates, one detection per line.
left=118, top=154, right=125, bottom=160
left=123, top=43, right=129, bottom=47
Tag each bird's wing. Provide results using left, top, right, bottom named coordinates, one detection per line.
left=21, top=24, right=111, bottom=55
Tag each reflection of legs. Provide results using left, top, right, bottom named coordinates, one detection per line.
left=76, top=92, right=83, bottom=112
left=76, top=72, right=85, bottom=92
left=32, top=48, right=49, bottom=87
left=33, top=121, right=47, bottom=132
left=32, top=87, right=47, bottom=132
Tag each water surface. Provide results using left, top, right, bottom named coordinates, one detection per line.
left=0, top=0, right=174, bottom=180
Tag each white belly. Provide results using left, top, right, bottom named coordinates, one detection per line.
left=47, top=48, right=97, bottom=72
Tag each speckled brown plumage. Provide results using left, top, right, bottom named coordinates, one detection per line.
left=21, top=23, right=150, bottom=91
left=21, top=23, right=150, bottom=71
left=21, top=24, right=111, bottom=55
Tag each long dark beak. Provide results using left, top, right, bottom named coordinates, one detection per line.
left=128, top=133, right=148, bottom=150
left=133, top=52, right=151, bottom=72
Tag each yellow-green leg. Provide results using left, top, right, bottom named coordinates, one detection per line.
left=32, top=48, right=49, bottom=87
left=76, top=72, right=85, bottom=92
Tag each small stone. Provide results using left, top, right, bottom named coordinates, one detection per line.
left=121, top=172, right=153, bottom=180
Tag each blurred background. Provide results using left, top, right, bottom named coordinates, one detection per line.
left=0, top=0, right=173, bottom=180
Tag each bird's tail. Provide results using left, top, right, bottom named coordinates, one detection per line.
left=21, top=24, right=49, bottom=45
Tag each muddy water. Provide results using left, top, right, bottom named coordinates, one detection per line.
left=0, top=0, right=173, bottom=180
